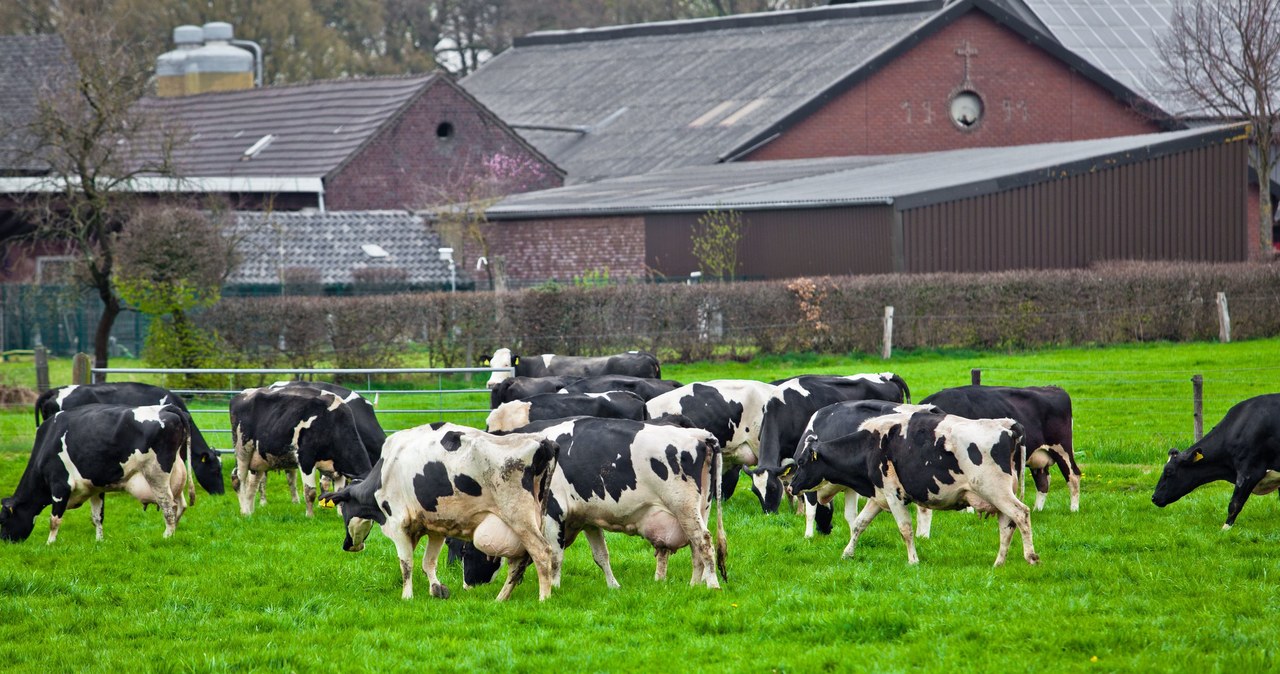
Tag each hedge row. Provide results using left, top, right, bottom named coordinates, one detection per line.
left=196, top=261, right=1280, bottom=368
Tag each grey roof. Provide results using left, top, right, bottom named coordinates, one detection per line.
left=487, top=124, right=1244, bottom=217
left=462, top=1, right=944, bottom=183
left=137, top=74, right=440, bottom=179
left=0, top=34, right=71, bottom=173
left=228, top=211, right=451, bottom=286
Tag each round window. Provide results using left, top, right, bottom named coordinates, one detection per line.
left=949, top=91, right=984, bottom=130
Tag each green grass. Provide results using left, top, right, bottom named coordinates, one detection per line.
left=2, top=340, right=1279, bottom=671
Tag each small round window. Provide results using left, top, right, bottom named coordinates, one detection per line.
left=949, top=91, right=984, bottom=131
left=436, top=122, right=455, bottom=139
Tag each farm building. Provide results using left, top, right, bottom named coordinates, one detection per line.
left=484, top=124, right=1249, bottom=281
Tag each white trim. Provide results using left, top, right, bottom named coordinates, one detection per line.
left=0, top=176, right=324, bottom=195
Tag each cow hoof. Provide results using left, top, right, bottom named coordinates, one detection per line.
left=1222, top=523, right=1233, bottom=531
left=993, top=559, right=1006, bottom=568
left=431, top=583, right=451, bottom=599
left=1026, top=554, right=1041, bottom=565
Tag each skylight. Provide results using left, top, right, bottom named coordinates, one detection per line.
left=241, top=134, right=276, bottom=161
left=362, top=244, right=389, bottom=258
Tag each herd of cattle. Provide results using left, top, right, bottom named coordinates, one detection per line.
left=3, top=347, right=1278, bottom=601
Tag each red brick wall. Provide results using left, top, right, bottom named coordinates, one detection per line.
left=326, top=78, right=562, bottom=211
left=748, top=13, right=1161, bottom=161
left=485, top=217, right=647, bottom=283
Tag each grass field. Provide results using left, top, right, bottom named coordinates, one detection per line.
left=2, top=340, right=1279, bottom=672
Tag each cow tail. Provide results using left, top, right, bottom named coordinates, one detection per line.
left=184, top=415, right=196, bottom=507
left=713, top=440, right=727, bottom=582
left=1019, top=436, right=1027, bottom=502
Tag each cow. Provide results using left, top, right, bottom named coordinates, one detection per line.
left=490, top=376, right=581, bottom=409
left=229, top=386, right=374, bottom=517
left=1153, top=394, right=1280, bottom=530
left=486, top=391, right=647, bottom=432
left=560, top=375, right=684, bottom=401
left=785, top=409, right=1037, bottom=566
left=485, top=348, right=661, bottom=388
left=1, top=404, right=191, bottom=543
left=794, top=400, right=941, bottom=539
left=34, top=382, right=223, bottom=496
left=454, top=416, right=726, bottom=590
left=320, top=422, right=561, bottom=601
left=645, top=379, right=777, bottom=498
left=749, top=373, right=912, bottom=517
left=920, top=385, right=1079, bottom=512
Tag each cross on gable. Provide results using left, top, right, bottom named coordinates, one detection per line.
left=955, top=40, right=978, bottom=82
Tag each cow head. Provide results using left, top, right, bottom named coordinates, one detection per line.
left=189, top=430, right=225, bottom=495
left=485, top=348, right=518, bottom=389
left=746, top=466, right=784, bottom=515
left=322, top=483, right=383, bottom=553
left=0, top=496, right=37, bottom=543
left=1152, top=446, right=1229, bottom=508
left=783, top=438, right=826, bottom=496
left=446, top=538, right=503, bottom=588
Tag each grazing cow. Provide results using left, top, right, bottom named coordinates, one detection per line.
left=560, top=375, right=684, bottom=401
left=2, top=404, right=191, bottom=543
left=34, top=382, right=223, bottom=496
left=490, top=376, right=581, bottom=409
left=921, top=385, right=1080, bottom=512
left=485, top=348, right=660, bottom=388
left=486, top=391, right=647, bottom=432
left=786, top=409, right=1037, bottom=566
left=321, top=423, right=560, bottom=601
left=229, top=386, right=373, bottom=516
left=1153, top=394, right=1280, bottom=529
left=456, top=416, right=726, bottom=590
left=645, top=379, right=777, bottom=498
left=749, top=373, right=911, bottom=516
left=794, top=400, right=940, bottom=539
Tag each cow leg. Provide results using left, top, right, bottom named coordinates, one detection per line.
left=300, top=469, right=318, bottom=518
left=989, top=491, right=1038, bottom=566
left=234, top=442, right=256, bottom=515
left=241, top=470, right=266, bottom=516
left=1054, top=446, right=1082, bottom=512
left=880, top=491, right=918, bottom=565
left=142, top=466, right=181, bottom=538
left=505, top=510, right=559, bottom=601
left=1030, top=467, right=1050, bottom=511
left=496, top=555, right=531, bottom=602
left=390, top=528, right=420, bottom=599
left=90, top=493, right=105, bottom=542
left=672, top=507, right=718, bottom=589
left=47, top=484, right=70, bottom=544
left=804, top=497, right=817, bottom=539
left=1224, top=472, right=1268, bottom=529
left=721, top=466, right=741, bottom=499
left=915, top=505, right=933, bottom=539
left=843, top=500, right=882, bottom=559
left=257, top=472, right=268, bottom=506
left=995, top=512, right=1016, bottom=566
left=421, top=534, right=450, bottom=599
left=582, top=527, right=621, bottom=589
left=653, top=547, right=671, bottom=580
left=287, top=469, right=300, bottom=504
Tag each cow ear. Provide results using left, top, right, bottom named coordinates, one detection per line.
left=1191, top=450, right=1204, bottom=463
left=779, top=458, right=796, bottom=477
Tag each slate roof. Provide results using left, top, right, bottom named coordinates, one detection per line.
left=0, top=34, right=70, bottom=173
left=227, top=211, right=452, bottom=286
left=137, top=74, right=441, bottom=178
left=486, top=124, right=1245, bottom=217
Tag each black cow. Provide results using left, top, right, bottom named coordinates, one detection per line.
left=1153, top=394, right=1280, bottom=529
left=560, top=375, right=684, bottom=401
left=269, top=381, right=386, bottom=463
left=786, top=409, right=1036, bottom=566
left=34, top=382, right=223, bottom=496
left=486, top=391, right=647, bottom=432
left=485, top=348, right=661, bottom=388
left=489, top=376, right=581, bottom=409
left=2, top=403, right=192, bottom=543
left=920, top=385, right=1079, bottom=512
left=749, top=373, right=911, bottom=516
left=229, top=386, right=374, bottom=517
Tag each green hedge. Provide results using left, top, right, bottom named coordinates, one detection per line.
left=197, top=261, right=1280, bottom=367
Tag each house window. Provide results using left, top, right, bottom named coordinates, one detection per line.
left=436, top=122, right=455, bottom=139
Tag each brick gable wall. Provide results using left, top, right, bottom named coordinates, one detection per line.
left=485, top=217, right=647, bottom=283
left=747, top=13, right=1161, bottom=161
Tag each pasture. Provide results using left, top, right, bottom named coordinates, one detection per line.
left=1, top=340, right=1279, bottom=672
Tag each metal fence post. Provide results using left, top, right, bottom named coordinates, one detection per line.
left=971, top=368, right=982, bottom=386
left=1192, top=374, right=1203, bottom=441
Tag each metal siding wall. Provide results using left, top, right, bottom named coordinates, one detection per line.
left=901, top=141, right=1248, bottom=271
left=645, top=207, right=895, bottom=278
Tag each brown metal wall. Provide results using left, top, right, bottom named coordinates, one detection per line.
left=645, top=206, right=896, bottom=279
left=900, top=140, right=1249, bottom=272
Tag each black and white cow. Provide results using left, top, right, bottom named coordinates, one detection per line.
left=749, top=373, right=912, bottom=516
left=34, top=382, right=223, bottom=496
left=486, top=391, right=647, bottom=432
left=645, top=379, right=777, bottom=498
left=786, top=409, right=1037, bottom=566
left=229, top=386, right=373, bottom=517
left=921, top=385, right=1080, bottom=512
left=794, top=400, right=941, bottom=539
left=321, top=422, right=560, bottom=601
left=485, top=348, right=661, bottom=388
left=456, top=416, right=726, bottom=590
left=490, top=376, right=582, bottom=409
left=2, top=404, right=192, bottom=543
left=1153, top=393, right=1280, bottom=529
left=560, top=375, right=684, bottom=401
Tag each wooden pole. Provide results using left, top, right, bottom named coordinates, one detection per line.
left=881, top=305, right=894, bottom=360
left=1216, top=292, right=1231, bottom=343
left=34, top=346, right=49, bottom=393
left=72, top=352, right=92, bottom=385
left=971, top=368, right=982, bottom=386
left=1192, top=374, right=1204, bottom=441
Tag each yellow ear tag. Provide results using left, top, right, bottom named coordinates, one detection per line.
left=810, top=448, right=818, bottom=461
left=781, top=465, right=794, bottom=477
left=1192, top=451, right=1204, bottom=462
left=513, top=357, right=520, bottom=365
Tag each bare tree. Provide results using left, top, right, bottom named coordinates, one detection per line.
left=13, top=9, right=180, bottom=376
left=1156, top=0, right=1280, bottom=257
left=691, top=208, right=746, bottom=280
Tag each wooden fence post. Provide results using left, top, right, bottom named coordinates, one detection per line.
left=1216, top=292, right=1231, bottom=343
left=72, top=352, right=92, bottom=385
left=881, top=306, right=894, bottom=360
left=35, top=346, right=49, bottom=393
left=971, top=368, right=982, bottom=386
left=1192, top=374, right=1204, bottom=441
